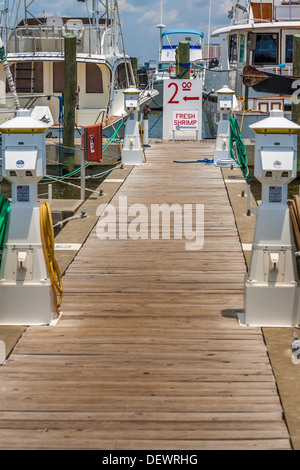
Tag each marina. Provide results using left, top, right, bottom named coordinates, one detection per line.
left=1, top=0, right=300, bottom=453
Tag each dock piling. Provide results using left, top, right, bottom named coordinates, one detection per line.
left=63, top=34, right=77, bottom=174
left=176, top=40, right=190, bottom=79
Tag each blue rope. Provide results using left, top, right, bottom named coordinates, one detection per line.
left=173, top=158, right=214, bottom=164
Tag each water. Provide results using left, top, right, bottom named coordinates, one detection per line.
left=148, top=110, right=163, bottom=139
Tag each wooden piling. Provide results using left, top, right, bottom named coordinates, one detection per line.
left=292, top=34, right=300, bottom=175
left=244, top=39, right=251, bottom=111
left=176, top=40, right=190, bottom=79
left=63, top=34, right=77, bottom=173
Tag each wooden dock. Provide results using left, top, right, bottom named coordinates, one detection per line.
left=0, top=141, right=291, bottom=450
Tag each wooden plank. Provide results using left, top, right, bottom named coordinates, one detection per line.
left=0, top=433, right=291, bottom=450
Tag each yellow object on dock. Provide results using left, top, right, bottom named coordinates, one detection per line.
left=40, top=202, right=63, bottom=317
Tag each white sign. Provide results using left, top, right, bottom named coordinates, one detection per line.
left=163, top=79, right=202, bottom=141
left=172, top=110, right=199, bottom=131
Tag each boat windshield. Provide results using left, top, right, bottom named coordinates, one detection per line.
left=253, top=33, right=279, bottom=65
left=158, top=63, right=171, bottom=71
left=285, top=35, right=294, bottom=63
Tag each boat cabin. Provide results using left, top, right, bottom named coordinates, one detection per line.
left=210, top=0, right=300, bottom=112
left=0, top=16, right=135, bottom=127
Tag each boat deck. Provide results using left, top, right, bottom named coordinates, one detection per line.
left=0, top=141, right=291, bottom=450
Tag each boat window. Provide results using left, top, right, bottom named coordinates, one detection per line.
left=239, top=34, right=246, bottom=63
left=115, top=63, right=132, bottom=89
left=253, top=33, right=279, bottom=65
left=53, top=62, right=65, bottom=93
left=285, top=35, right=293, bottom=63
left=53, top=62, right=77, bottom=93
left=8, top=62, right=43, bottom=93
left=86, top=63, right=103, bottom=93
left=229, top=35, right=237, bottom=64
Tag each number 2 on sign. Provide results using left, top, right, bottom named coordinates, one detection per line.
left=168, top=82, right=179, bottom=104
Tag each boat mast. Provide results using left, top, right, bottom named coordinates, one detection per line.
left=114, top=0, right=129, bottom=88
left=156, top=0, right=166, bottom=60
left=1, top=0, right=22, bottom=45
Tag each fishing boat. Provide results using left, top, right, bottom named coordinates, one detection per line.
left=202, top=0, right=300, bottom=138
left=0, top=0, right=158, bottom=144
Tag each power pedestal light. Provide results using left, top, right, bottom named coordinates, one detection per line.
left=121, top=86, right=144, bottom=165
left=244, top=109, right=300, bottom=327
left=0, top=109, right=60, bottom=325
left=214, top=85, right=239, bottom=167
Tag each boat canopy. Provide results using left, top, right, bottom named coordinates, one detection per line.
left=160, top=28, right=203, bottom=62
left=161, top=29, right=204, bottom=38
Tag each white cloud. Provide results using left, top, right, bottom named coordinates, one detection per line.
left=136, top=7, right=178, bottom=25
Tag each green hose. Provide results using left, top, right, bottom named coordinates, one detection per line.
left=0, top=195, right=10, bottom=253
left=229, top=115, right=248, bottom=179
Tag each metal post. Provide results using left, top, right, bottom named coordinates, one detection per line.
left=48, top=183, right=52, bottom=208
left=245, top=39, right=251, bottom=111
left=143, top=104, right=150, bottom=147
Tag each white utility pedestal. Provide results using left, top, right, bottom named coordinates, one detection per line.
left=244, top=109, right=300, bottom=327
left=121, top=86, right=144, bottom=166
left=0, top=109, right=58, bottom=325
left=214, top=85, right=239, bottom=167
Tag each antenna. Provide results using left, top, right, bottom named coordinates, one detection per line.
left=208, top=0, right=212, bottom=52
left=156, top=0, right=166, bottom=58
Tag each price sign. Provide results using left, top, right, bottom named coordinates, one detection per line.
left=163, top=79, right=202, bottom=140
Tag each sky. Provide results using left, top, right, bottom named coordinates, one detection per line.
left=27, top=0, right=232, bottom=63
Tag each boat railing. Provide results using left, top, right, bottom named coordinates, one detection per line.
left=1, top=23, right=104, bottom=55
left=15, top=25, right=67, bottom=40
left=256, top=65, right=293, bottom=76
left=139, top=74, right=156, bottom=102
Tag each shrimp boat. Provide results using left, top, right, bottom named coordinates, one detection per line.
left=202, top=0, right=300, bottom=138
left=149, top=28, right=204, bottom=110
left=0, top=0, right=158, bottom=148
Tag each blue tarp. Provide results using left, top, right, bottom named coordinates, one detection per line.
left=161, top=28, right=204, bottom=38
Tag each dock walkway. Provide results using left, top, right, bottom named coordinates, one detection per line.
left=0, top=141, right=291, bottom=450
